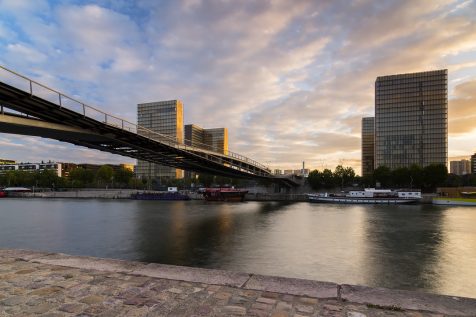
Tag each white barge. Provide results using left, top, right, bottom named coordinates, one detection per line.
left=307, top=188, right=421, bottom=204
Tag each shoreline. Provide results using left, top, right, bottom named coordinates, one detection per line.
left=1, top=248, right=476, bottom=316
left=4, top=189, right=436, bottom=203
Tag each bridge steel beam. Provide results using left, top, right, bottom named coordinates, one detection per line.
left=0, top=72, right=299, bottom=186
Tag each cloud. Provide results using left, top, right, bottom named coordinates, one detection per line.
left=0, top=0, right=475, bottom=176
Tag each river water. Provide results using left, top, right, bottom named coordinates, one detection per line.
left=0, top=199, right=475, bottom=298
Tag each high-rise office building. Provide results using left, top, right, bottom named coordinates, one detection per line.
left=375, top=69, right=447, bottom=170
left=361, top=117, right=375, bottom=177
left=136, top=100, right=184, bottom=180
left=471, top=153, right=476, bottom=175
left=184, top=124, right=228, bottom=154
left=449, top=159, right=471, bottom=175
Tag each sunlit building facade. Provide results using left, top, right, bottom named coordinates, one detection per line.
left=136, top=100, right=184, bottom=180
left=361, top=117, right=375, bottom=177
left=184, top=124, right=228, bottom=154
left=375, top=69, right=447, bottom=170
left=184, top=124, right=228, bottom=179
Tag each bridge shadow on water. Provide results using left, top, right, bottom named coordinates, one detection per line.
left=132, top=201, right=293, bottom=267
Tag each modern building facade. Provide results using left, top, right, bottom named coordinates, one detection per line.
left=361, top=117, right=375, bottom=177
left=184, top=124, right=228, bottom=154
left=449, top=159, right=471, bottom=175
left=375, top=69, right=448, bottom=170
left=471, top=153, right=476, bottom=175
left=136, top=100, right=184, bottom=180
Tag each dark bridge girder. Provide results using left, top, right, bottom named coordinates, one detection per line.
left=0, top=74, right=299, bottom=187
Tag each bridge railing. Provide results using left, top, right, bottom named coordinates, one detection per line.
left=0, top=65, right=271, bottom=174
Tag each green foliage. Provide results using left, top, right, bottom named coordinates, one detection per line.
left=423, top=164, right=447, bottom=190
left=96, top=165, right=114, bottom=186
left=321, top=169, right=335, bottom=188
left=307, top=170, right=321, bottom=190
left=373, top=165, right=392, bottom=187
left=114, top=167, right=134, bottom=186
left=69, top=167, right=94, bottom=187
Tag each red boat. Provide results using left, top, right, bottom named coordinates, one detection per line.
left=201, top=188, right=248, bottom=202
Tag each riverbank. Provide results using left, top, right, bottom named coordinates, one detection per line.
left=5, top=189, right=436, bottom=203
left=1, top=249, right=475, bottom=316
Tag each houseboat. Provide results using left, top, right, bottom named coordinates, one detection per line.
left=201, top=188, right=248, bottom=202
left=307, top=188, right=421, bottom=204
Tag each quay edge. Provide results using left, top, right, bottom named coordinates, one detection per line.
left=1, top=248, right=476, bottom=316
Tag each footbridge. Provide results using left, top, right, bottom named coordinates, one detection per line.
left=0, top=66, right=297, bottom=186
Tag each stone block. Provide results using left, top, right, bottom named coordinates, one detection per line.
left=131, top=263, right=251, bottom=287
left=244, top=274, right=338, bottom=299
left=340, top=284, right=476, bottom=317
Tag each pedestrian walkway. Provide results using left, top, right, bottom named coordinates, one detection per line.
left=1, top=249, right=475, bottom=316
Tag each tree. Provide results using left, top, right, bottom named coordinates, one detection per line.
left=69, top=167, right=94, bottom=187
left=391, top=167, right=410, bottom=187
left=321, top=169, right=334, bottom=188
left=423, top=164, right=447, bottom=190
left=307, top=170, right=321, bottom=190
left=343, top=167, right=356, bottom=186
left=373, top=166, right=392, bottom=188
left=114, top=167, right=133, bottom=187
left=96, top=165, right=114, bottom=187
left=408, top=164, right=423, bottom=189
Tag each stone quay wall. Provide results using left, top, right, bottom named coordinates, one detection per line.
left=1, top=249, right=476, bottom=316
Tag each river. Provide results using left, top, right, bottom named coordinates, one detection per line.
left=0, top=198, right=475, bottom=298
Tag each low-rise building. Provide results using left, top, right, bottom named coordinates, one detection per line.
left=0, top=159, right=16, bottom=165
left=450, top=159, right=471, bottom=175
left=0, top=162, right=63, bottom=177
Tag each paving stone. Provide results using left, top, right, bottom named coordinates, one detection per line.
left=252, top=302, right=273, bottom=310
left=29, top=286, right=62, bottom=296
left=271, top=311, right=291, bottom=317
left=222, top=305, right=247, bottom=315
left=276, top=301, right=293, bottom=311
left=347, top=312, right=368, bottom=317
left=25, top=302, right=54, bottom=314
left=2, top=295, right=28, bottom=306
left=295, top=303, right=314, bottom=314
left=79, top=295, right=104, bottom=304
left=58, top=303, right=86, bottom=313
left=257, top=296, right=277, bottom=304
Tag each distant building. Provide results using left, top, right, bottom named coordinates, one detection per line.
left=375, top=69, right=447, bottom=170
left=449, top=159, right=471, bottom=175
left=184, top=124, right=228, bottom=154
left=120, top=164, right=135, bottom=172
left=361, top=117, right=375, bottom=177
left=0, top=159, right=15, bottom=165
left=283, top=169, right=294, bottom=175
left=136, top=100, right=184, bottom=180
left=274, top=169, right=282, bottom=175
left=471, top=153, right=476, bottom=175
left=0, top=162, right=62, bottom=177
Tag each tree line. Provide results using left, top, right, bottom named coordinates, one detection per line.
left=0, top=165, right=138, bottom=189
left=307, top=163, right=474, bottom=192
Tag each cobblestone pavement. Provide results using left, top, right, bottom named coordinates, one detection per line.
left=1, top=255, right=457, bottom=317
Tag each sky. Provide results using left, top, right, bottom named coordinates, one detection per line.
left=0, top=0, right=475, bottom=175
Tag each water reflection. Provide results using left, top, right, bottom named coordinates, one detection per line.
left=1, top=199, right=476, bottom=298
left=361, top=205, right=444, bottom=292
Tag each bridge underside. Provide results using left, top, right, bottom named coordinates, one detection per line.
left=0, top=81, right=298, bottom=186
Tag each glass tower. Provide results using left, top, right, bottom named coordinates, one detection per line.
left=375, top=69, right=447, bottom=170
left=136, top=100, right=184, bottom=180
left=361, top=117, right=375, bottom=177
